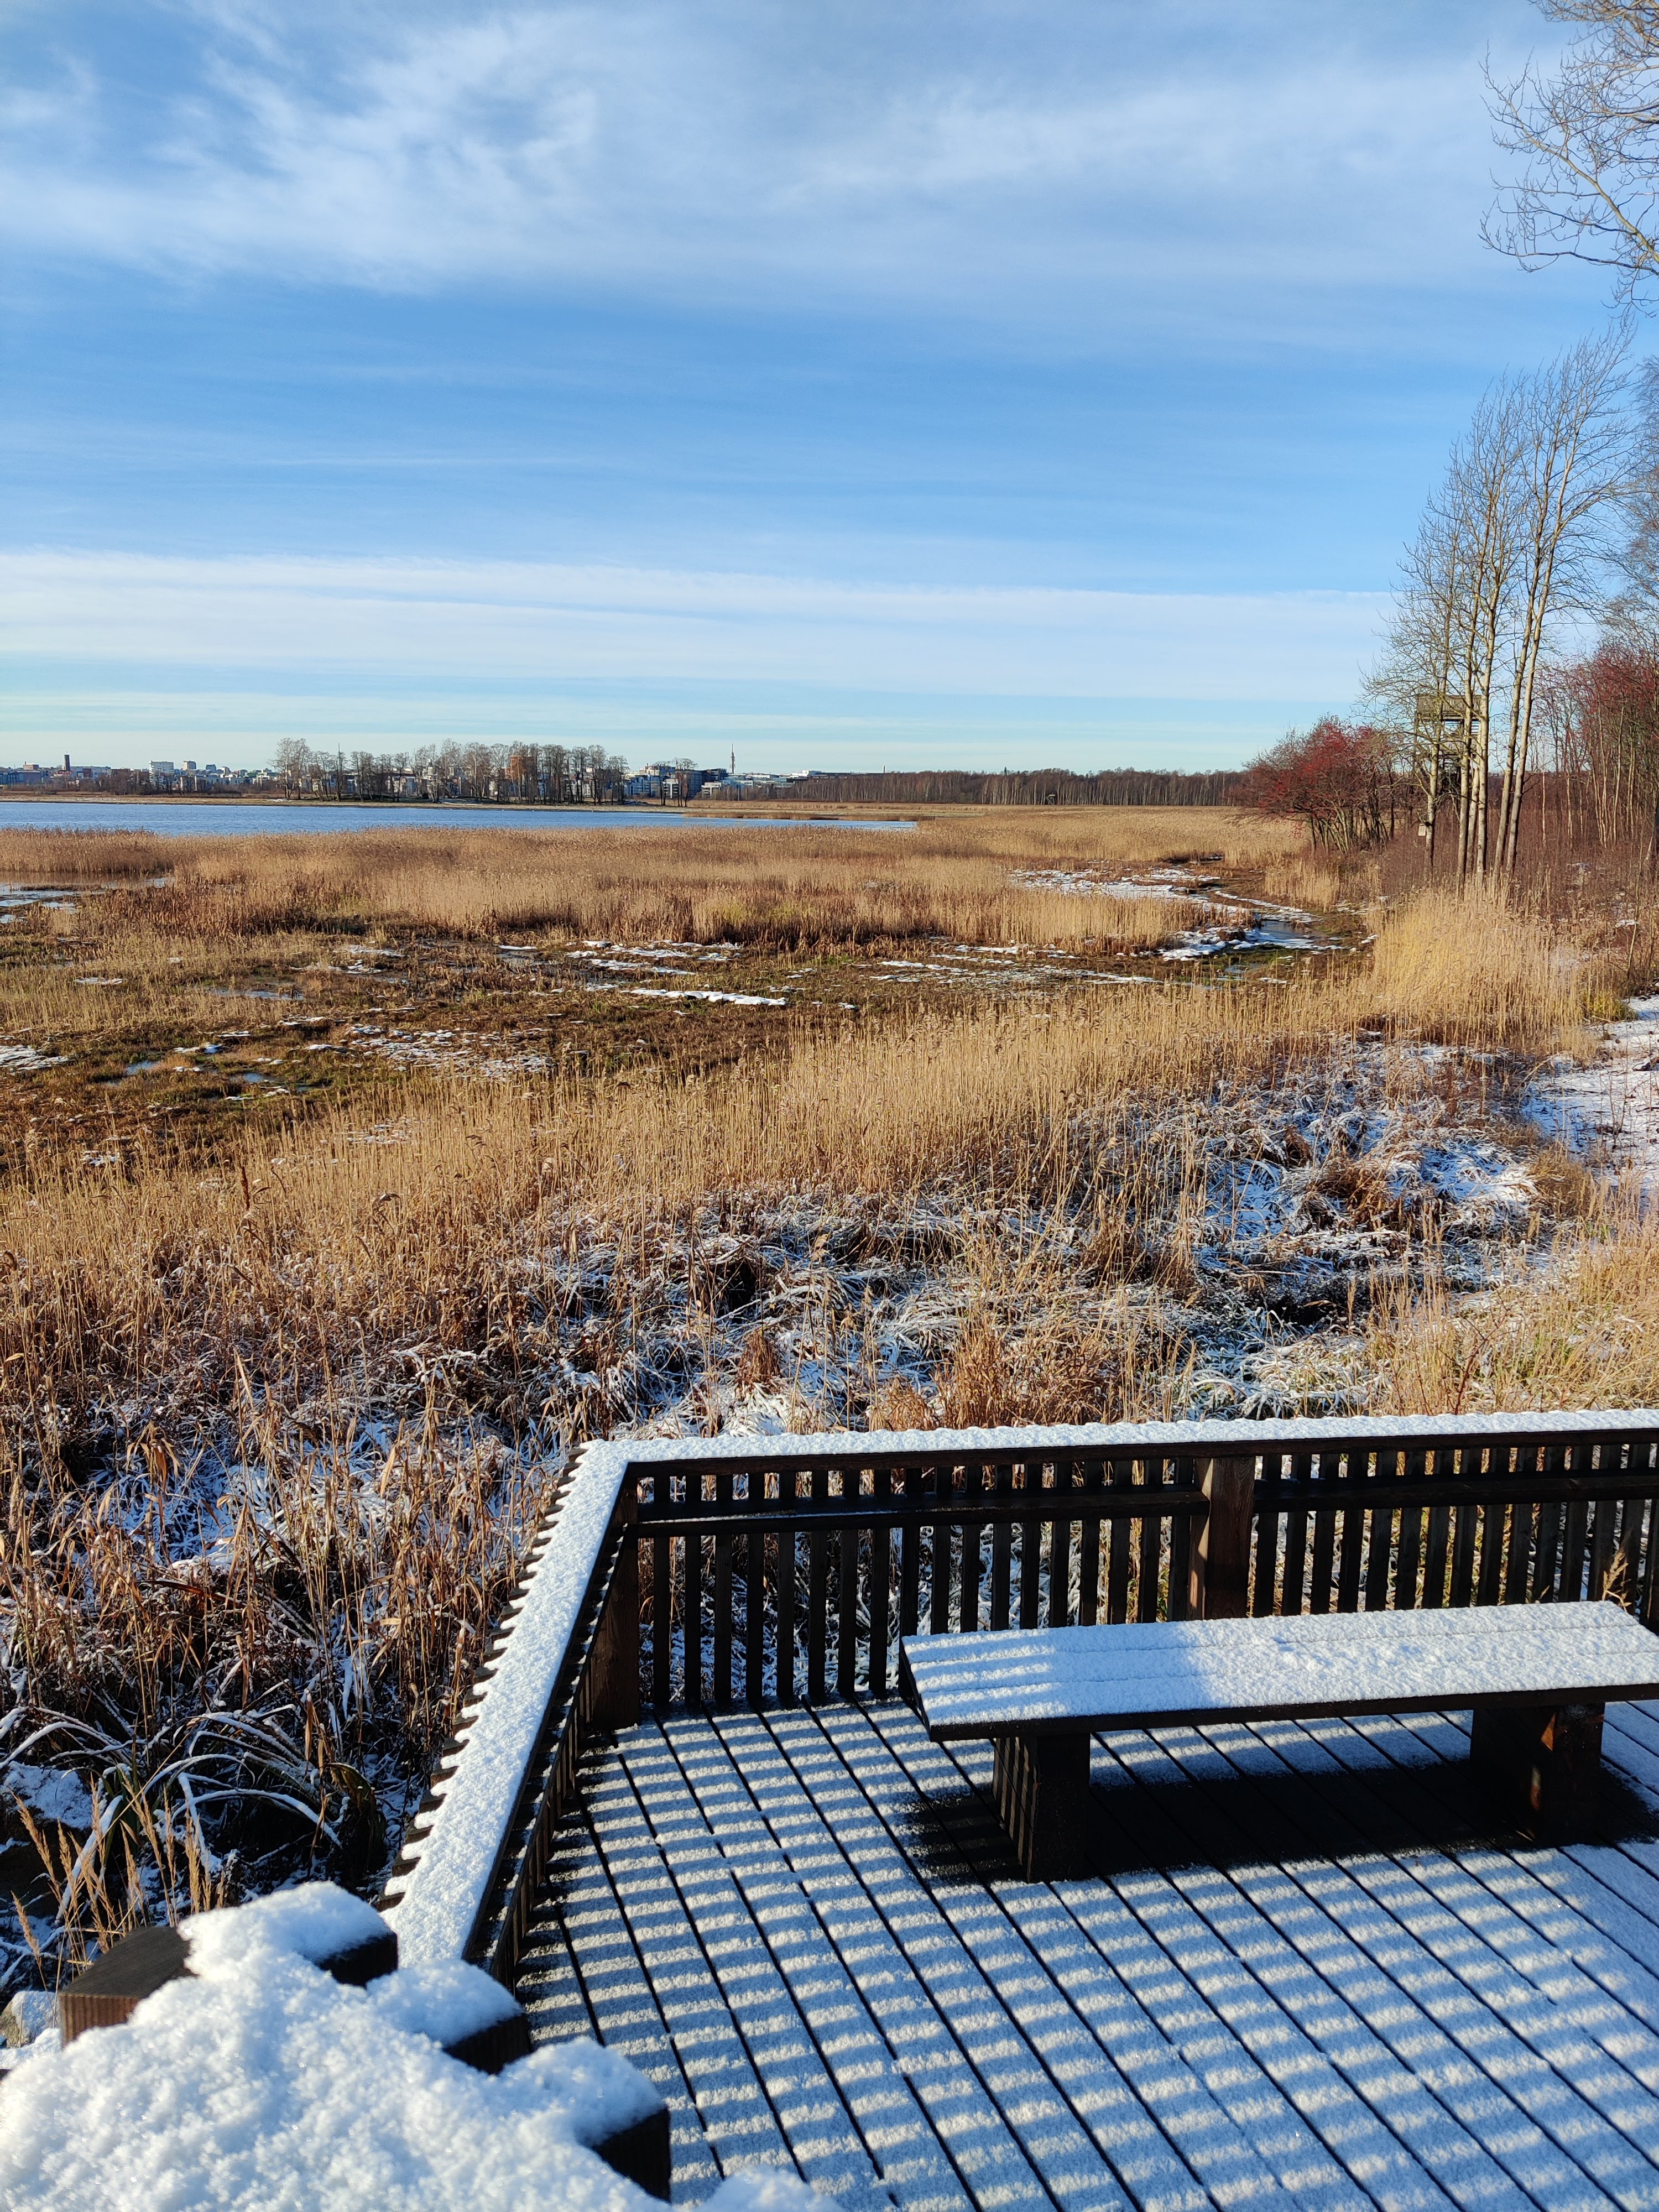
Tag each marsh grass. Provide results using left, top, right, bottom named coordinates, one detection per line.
left=0, top=806, right=1297, bottom=950
left=0, top=810, right=1629, bottom=1975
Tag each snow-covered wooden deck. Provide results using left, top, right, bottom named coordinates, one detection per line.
left=515, top=1697, right=1659, bottom=2212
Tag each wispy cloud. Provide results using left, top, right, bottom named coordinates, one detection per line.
left=0, top=550, right=1385, bottom=700
left=1, top=3, right=1560, bottom=323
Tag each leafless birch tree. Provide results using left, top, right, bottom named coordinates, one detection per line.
left=1373, top=341, right=1625, bottom=881
left=1486, top=2, right=1659, bottom=305
left=1494, top=332, right=1627, bottom=874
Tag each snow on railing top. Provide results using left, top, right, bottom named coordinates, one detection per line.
left=384, top=1443, right=623, bottom=1965
left=384, top=1408, right=1659, bottom=1966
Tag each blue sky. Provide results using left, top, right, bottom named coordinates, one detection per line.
left=0, top=0, right=1620, bottom=773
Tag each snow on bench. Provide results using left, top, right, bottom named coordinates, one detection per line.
left=903, top=1600, right=1659, bottom=1877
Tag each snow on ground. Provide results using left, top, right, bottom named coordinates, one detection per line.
left=1013, top=866, right=1209, bottom=898
left=345, top=1024, right=553, bottom=1079
left=1526, top=994, right=1659, bottom=1194
left=0, top=1042, right=67, bottom=1071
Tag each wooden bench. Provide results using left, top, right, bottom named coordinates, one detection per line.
left=902, top=1600, right=1659, bottom=1879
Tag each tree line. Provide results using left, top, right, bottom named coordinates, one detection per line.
left=269, top=740, right=633, bottom=804
left=768, top=769, right=1245, bottom=807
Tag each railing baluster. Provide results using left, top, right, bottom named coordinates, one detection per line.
left=1395, top=1449, right=1425, bottom=1609
left=1503, top=1446, right=1536, bottom=1605
left=928, top=1468, right=952, bottom=1635
left=1364, top=1449, right=1396, bottom=1611
left=713, top=1467, right=733, bottom=1706
left=1562, top=1492, right=1592, bottom=1601
left=838, top=1473, right=860, bottom=1697
left=776, top=1483, right=797, bottom=1705
left=961, top=1465, right=984, bottom=1634
left=745, top=1478, right=765, bottom=1707
left=1337, top=1452, right=1366, bottom=1612
left=1048, top=1459, right=1073, bottom=1628
left=1077, top=1458, right=1103, bottom=1626
left=1448, top=1485, right=1478, bottom=1608
left=685, top=1476, right=705, bottom=1709
left=1136, top=1463, right=1162, bottom=1623
left=653, top=1528, right=672, bottom=1709
left=1019, top=1462, right=1042, bottom=1630
left=1170, top=1507, right=1193, bottom=1622
left=1589, top=1487, right=1618, bottom=1603
left=1533, top=1442, right=1565, bottom=1597
left=1252, top=1450, right=1282, bottom=1617
left=1475, top=1447, right=1507, bottom=1606
left=807, top=1467, right=830, bottom=1703
left=899, top=1468, right=922, bottom=1642
left=1282, top=1452, right=1311, bottom=1616
left=1107, top=1460, right=1133, bottom=1623
left=1422, top=1447, right=1452, bottom=1608
left=1311, top=1452, right=1337, bottom=1613
left=869, top=1466, right=892, bottom=1697
left=990, top=1464, right=1012, bottom=1631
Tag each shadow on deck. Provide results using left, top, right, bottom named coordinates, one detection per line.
left=515, top=1697, right=1659, bottom=2212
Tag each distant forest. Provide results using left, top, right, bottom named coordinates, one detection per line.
left=771, top=768, right=1246, bottom=807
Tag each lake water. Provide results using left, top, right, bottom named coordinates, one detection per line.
left=0, top=800, right=910, bottom=838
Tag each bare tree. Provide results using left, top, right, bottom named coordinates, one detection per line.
left=273, top=737, right=314, bottom=796
left=1495, top=332, right=1627, bottom=874
left=1371, top=343, right=1625, bottom=881
left=1486, top=2, right=1659, bottom=304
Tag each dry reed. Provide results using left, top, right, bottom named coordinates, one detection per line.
left=0, top=807, right=1295, bottom=950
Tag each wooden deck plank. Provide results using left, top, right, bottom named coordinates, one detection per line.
left=658, top=1712, right=979, bottom=2212
left=754, top=1704, right=1252, bottom=2212
left=713, top=1708, right=1070, bottom=2212
left=785, top=1705, right=1137, bottom=2212
left=1297, top=1722, right=1659, bottom=2094
left=1052, top=1734, right=1545, bottom=2212
left=843, top=1705, right=1375, bottom=2212
left=1307, top=1705, right=1659, bottom=2029
left=580, top=1751, right=807, bottom=2189
left=1081, top=1715, right=1618, bottom=2212
left=518, top=1698, right=1659, bottom=2212
left=618, top=1728, right=893, bottom=2212
left=928, top=1726, right=1465, bottom=2212
left=1252, top=1708, right=1659, bottom=2168
left=1156, top=1712, right=1659, bottom=2209
left=521, top=1794, right=726, bottom=2201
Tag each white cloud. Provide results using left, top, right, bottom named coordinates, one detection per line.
left=0, top=550, right=1385, bottom=701
left=0, top=3, right=1560, bottom=319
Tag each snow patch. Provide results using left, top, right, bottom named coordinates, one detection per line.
left=1527, top=995, right=1659, bottom=1193
left=0, top=1881, right=831, bottom=2212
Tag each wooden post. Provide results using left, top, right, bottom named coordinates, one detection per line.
left=1469, top=1700, right=1604, bottom=1837
left=992, top=1730, right=1091, bottom=1880
left=1190, top=1456, right=1256, bottom=1620
left=589, top=1498, right=640, bottom=1731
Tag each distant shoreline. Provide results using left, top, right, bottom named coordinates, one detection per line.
left=0, top=792, right=643, bottom=811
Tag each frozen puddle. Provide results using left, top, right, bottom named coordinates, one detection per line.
left=1527, top=994, right=1659, bottom=1192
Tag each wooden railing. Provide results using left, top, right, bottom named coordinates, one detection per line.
left=385, top=1411, right=1659, bottom=1981
left=627, top=1413, right=1659, bottom=1710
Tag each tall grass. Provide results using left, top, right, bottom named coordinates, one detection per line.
left=1365, top=888, right=1605, bottom=1048
left=0, top=807, right=1295, bottom=949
